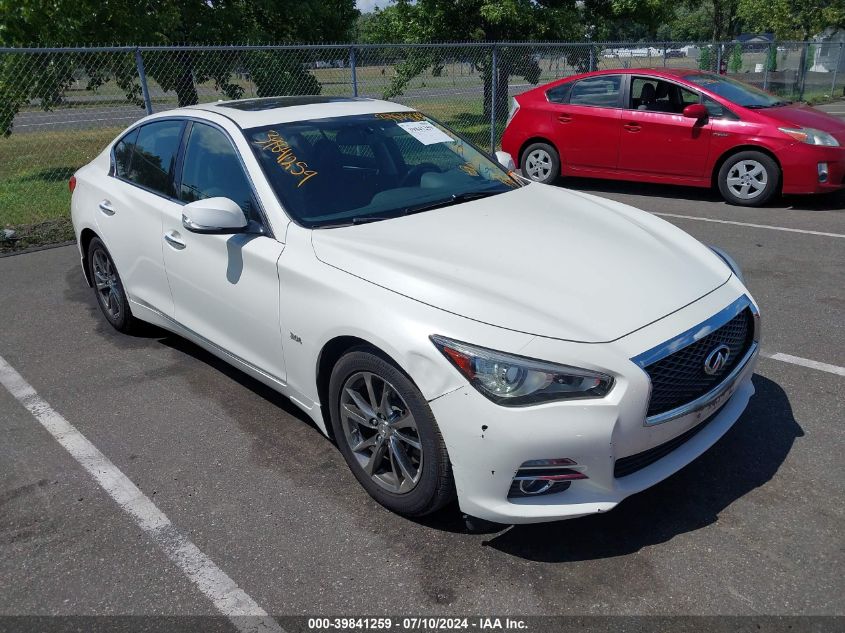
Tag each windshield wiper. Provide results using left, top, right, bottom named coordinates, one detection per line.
left=745, top=100, right=791, bottom=109
left=314, top=216, right=394, bottom=228
left=401, top=190, right=502, bottom=216
left=314, top=190, right=504, bottom=229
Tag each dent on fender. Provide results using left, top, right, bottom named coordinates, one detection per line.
left=404, top=350, right=464, bottom=401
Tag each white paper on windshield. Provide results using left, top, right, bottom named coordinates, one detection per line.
left=397, top=120, right=454, bottom=145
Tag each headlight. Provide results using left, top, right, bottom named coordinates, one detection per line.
left=709, top=245, right=745, bottom=284
left=778, top=127, right=839, bottom=147
left=430, top=335, right=613, bottom=406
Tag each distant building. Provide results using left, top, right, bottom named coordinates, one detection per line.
left=732, top=33, right=775, bottom=52
left=810, top=27, right=845, bottom=73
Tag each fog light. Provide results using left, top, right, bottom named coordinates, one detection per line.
left=508, top=458, right=587, bottom=498
left=818, top=162, right=829, bottom=183
left=518, top=479, right=557, bottom=495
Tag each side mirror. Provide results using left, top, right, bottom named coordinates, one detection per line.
left=182, top=197, right=248, bottom=234
left=683, top=103, right=709, bottom=120
left=494, top=151, right=516, bottom=171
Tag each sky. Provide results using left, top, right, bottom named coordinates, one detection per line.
left=356, top=0, right=383, bottom=13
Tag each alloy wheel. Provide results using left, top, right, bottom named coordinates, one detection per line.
left=726, top=159, right=768, bottom=200
left=339, top=371, right=423, bottom=494
left=92, top=248, right=122, bottom=321
left=525, top=148, right=553, bottom=181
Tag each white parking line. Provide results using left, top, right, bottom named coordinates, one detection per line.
left=653, top=212, right=845, bottom=238
left=0, top=354, right=284, bottom=633
left=764, top=352, right=845, bottom=377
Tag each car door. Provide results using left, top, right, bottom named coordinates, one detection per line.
left=617, top=76, right=712, bottom=178
left=160, top=120, right=287, bottom=383
left=94, top=119, right=186, bottom=316
left=544, top=75, right=623, bottom=172
left=700, top=95, right=746, bottom=169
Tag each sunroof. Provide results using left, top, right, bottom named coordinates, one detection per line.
left=216, top=96, right=371, bottom=111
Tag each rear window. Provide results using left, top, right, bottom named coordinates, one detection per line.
left=124, top=120, right=184, bottom=197
left=113, top=128, right=139, bottom=178
left=546, top=82, right=572, bottom=104
left=569, top=76, right=622, bottom=108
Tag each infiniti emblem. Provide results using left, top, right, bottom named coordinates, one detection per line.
left=703, top=344, right=731, bottom=375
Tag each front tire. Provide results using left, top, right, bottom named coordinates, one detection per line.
left=520, top=142, right=560, bottom=184
left=717, top=151, right=780, bottom=206
left=329, top=348, right=455, bottom=517
left=87, top=237, right=137, bottom=333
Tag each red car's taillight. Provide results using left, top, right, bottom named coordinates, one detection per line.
left=505, top=97, right=520, bottom=126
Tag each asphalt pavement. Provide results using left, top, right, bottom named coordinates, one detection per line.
left=1, top=167, right=843, bottom=621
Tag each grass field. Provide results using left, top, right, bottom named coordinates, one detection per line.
left=0, top=127, right=121, bottom=251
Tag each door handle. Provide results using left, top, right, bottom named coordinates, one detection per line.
left=557, top=114, right=572, bottom=123
left=623, top=123, right=641, bottom=132
left=164, top=231, right=186, bottom=250
left=98, top=200, right=116, bottom=216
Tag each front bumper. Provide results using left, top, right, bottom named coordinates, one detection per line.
left=429, top=282, right=759, bottom=524
left=780, top=144, right=845, bottom=194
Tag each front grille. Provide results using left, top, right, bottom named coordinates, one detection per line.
left=614, top=403, right=725, bottom=478
left=644, top=308, right=754, bottom=418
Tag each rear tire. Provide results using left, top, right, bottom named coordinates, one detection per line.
left=520, top=142, right=560, bottom=184
left=329, top=347, right=455, bottom=517
left=87, top=237, right=137, bottom=333
left=717, top=151, right=780, bottom=207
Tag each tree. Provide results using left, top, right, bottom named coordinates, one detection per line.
left=0, top=0, right=358, bottom=135
left=729, top=43, right=743, bottom=72
left=658, top=0, right=739, bottom=41
left=590, top=0, right=677, bottom=41
left=656, top=4, right=713, bottom=41
left=361, top=0, right=585, bottom=123
left=699, top=46, right=713, bottom=70
left=766, top=44, right=778, bottom=72
left=737, top=0, right=844, bottom=40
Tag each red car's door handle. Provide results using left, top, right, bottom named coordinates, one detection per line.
left=557, top=114, right=572, bottom=123
left=623, top=122, right=641, bottom=132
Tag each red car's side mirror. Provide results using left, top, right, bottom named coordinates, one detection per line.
left=683, top=103, right=709, bottom=119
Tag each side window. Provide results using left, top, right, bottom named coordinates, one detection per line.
left=180, top=123, right=257, bottom=221
left=113, top=127, right=139, bottom=178
left=681, top=89, right=700, bottom=107
left=569, top=76, right=621, bottom=108
left=546, top=82, right=572, bottom=104
left=126, top=120, right=183, bottom=196
left=631, top=77, right=700, bottom=114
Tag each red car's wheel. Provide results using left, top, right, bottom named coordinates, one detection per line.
left=520, top=142, right=560, bottom=184
left=717, top=151, right=780, bottom=207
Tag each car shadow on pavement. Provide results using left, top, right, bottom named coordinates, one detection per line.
left=157, top=334, right=319, bottom=428
left=558, top=177, right=845, bottom=211
left=481, top=375, right=802, bottom=561
left=63, top=264, right=318, bottom=430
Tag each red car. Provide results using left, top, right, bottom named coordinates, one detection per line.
left=501, top=68, right=845, bottom=206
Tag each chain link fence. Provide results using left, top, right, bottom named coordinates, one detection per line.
left=1, top=41, right=843, bottom=246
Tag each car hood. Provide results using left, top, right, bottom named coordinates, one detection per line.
left=311, top=185, right=731, bottom=343
left=756, top=104, right=845, bottom=142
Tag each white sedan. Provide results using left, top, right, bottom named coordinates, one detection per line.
left=70, top=96, right=760, bottom=525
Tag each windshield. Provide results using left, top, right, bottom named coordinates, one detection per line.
left=685, top=73, right=784, bottom=108
left=245, top=112, right=521, bottom=228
